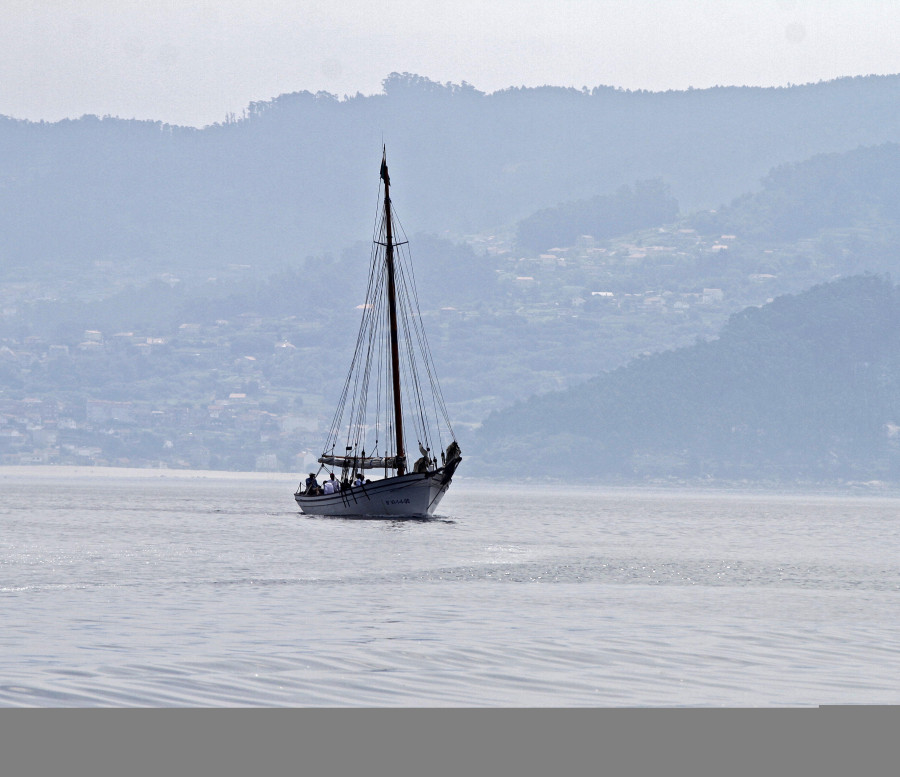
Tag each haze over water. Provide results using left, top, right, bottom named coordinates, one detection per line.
left=1, top=470, right=898, bottom=706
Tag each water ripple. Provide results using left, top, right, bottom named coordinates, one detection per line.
left=2, top=477, right=900, bottom=706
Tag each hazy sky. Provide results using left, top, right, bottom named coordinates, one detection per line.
left=3, top=0, right=899, bottom=127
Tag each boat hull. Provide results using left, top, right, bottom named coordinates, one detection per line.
left=295, top=469, right=452, bottom=518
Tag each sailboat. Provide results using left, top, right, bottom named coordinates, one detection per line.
left=294, top=150, right=462, bottom=517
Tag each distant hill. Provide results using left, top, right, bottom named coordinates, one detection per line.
left=4, top=73, right=900, bottom=277
left=475, top=275, right=900, bottom=481
left=691, top=142, right=900, bottom=242
left=14, top=233, right=496, bottom=339
left=515, top=179, right=679, bottom=253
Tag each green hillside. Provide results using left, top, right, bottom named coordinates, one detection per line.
left=475, top=275, right=900, bottom=481
left=691, top=143, right=900, bottom=242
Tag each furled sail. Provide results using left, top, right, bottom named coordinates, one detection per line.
left=317, top=454, right=405, bottom=470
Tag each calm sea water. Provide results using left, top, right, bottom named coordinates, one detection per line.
left=1, top=469, right=899, bottom=707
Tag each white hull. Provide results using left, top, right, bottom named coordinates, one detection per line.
left=295, top=469, right=452, bottom=517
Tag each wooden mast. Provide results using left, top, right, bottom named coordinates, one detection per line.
left=381, top=148, right=406, bottom=475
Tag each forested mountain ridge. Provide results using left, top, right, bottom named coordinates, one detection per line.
left=690, top=142, right=900, bottom=242
left=4, top=73, right=900, bottom=278
left=515, top=179, right=679, bottom=253
left=512, top=141, right=900, bottom=256
left=475, top=275, right=900, bottom=481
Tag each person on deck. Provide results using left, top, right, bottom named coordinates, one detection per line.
left=323, top=478, right=335, bottom=495
left=328, top=473, right=341, bottom=493
left=305, top=473, right=319, bottom=494
left=353, top=474, right=364, bottom=487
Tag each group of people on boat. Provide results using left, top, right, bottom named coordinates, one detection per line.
left=298, top=441, right=461, bottom=498
left=302, top=472, right=370, bottom=497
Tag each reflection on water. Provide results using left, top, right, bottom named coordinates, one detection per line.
left=0, top=474, right=899, bottom=706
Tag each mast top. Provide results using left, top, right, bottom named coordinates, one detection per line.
left=380, top=147, right=390, bottom=187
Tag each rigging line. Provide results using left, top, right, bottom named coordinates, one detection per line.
left=385, top=350, right=394, bottom=472
left=389, top=215, right=456, bottom=439
left=401, top=279, right=446, bottom=453
left=326, top=347, right=355, bottom=452
left=342, top=265, right=377, bottom=453
left=399, top=264, right=453, bottom=439
left=380, top=295, right=391, bottom=458
left=351, top=244, right=388, bottom=457
left=370, top=264, right=389, bottom=458
left=356, top=265, right=386, bottom=451
left=417, top=321, right=455, bottom=438
left=399, top=302, right=425, bottom=458
left=396, top=265, right=431, bottom=440
left=410, top=295, right=455, bottom=440
left=409, top=297, right=451, bottom=449
left=383, top=275, right=396, bottom=462
left=372, top=179, right=386, bottom=245
left=332, top=228, right=382, bottom=444
left=395, top=275, right=433, bottom=459
left=373, top=290, right=384, bottom=456
left=328, top=313, right=364, bottom=444
left=395, top=297, right=417, bottom=440
left=354, top=330, right=379, bottom=456
left=345, top=322, right=369, bottom=448
left=328, top=188, right=389, bottom=459
left=397, top=347, right=416, bottom=458
left=395, top=256, right=437, bottom=443
left=353, top=247, right=382, bottom=412
left=398, top=265, right=435, bottom=454
left=349, top=316, right=372, bottom=454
